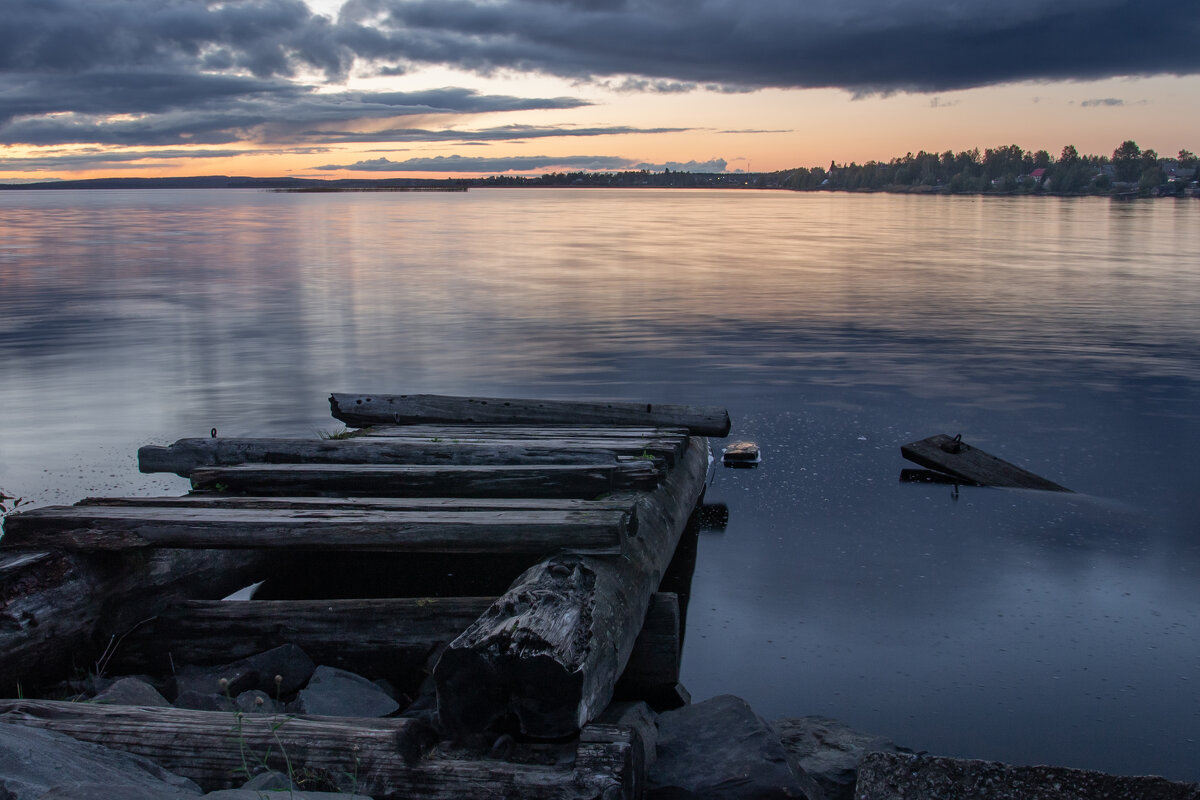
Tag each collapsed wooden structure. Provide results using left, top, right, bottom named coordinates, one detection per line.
left=0, top=393, right=729, bottom=798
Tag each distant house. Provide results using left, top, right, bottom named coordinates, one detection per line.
left=1030, top=168, right=1046, bottom=184
left=1162, top=161, right=1197, bottom=182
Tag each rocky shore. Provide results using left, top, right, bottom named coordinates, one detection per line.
left=3, top=642, right=1198, bottom=799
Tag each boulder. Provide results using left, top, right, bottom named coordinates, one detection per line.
left=92, top=676, right=171, bottom=707
left=173, top=689, right=236, bottom=712
left=235, top=689, right=279, bottom=714
left=855, top=752, right=1200, bottom=800
left=202, top=792, right=374, bottom=799
left=0, top=722, right=200, bottom=800
left=649, top=694, right=824, bottom=800
left=772, top=715, right=906, bottom=800
left=297, top=666, right=400, bottom=718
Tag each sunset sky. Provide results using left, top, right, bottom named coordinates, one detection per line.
left=3, top=0, right=1198, bottom=182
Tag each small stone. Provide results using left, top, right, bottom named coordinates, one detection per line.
left=773, top=715, right=907, bottom=800
left=92, top=677, right=171, bottom=708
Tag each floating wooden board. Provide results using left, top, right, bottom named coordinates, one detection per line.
left=0, top=700, right=640, bottom=798
left=189, top=461, right=662, bottom=498
left=1, top=506, right=629, bottom=554
left=137, top=436, right=681, bottom=476
left=330, top=393, right=731, bottom=437
left=901, top=434, right=1070, bottom=492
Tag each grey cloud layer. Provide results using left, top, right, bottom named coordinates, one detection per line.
left=341, top=0, right=1200, bottom=92
left=316, top=154, right=728, bottom=172
left=2, top=0, right=1196, bottom=157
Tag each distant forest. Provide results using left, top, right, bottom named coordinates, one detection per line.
left=479, top=140, right=1199, bottom=196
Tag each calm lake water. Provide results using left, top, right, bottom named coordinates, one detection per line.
left=1, top=188, right=1198, bottom=780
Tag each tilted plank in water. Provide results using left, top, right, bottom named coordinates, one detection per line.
left=901, top=434, right=1071, bottom=492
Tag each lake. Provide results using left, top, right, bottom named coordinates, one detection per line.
left=1, top=187, right=1198, bottom=780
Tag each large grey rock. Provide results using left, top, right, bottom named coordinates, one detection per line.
left=297, top=666, right=400, bottom=718
left=91, top=676, right=171, bottom=707
left=855, top=752, right=1200, bottom=800
left=235, top=689, right=280, bottom=714
left=649, top=694, right=824, bottom=800
left=173, top=689, right=236, bottom=712
left=772, top=715, right=906, bottom=800
left=0, top=722, right=201, bottom=800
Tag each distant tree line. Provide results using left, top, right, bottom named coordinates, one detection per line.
left=468, top=141, right=1198, bottom=197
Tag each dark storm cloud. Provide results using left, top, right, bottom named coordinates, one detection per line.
left=304, top=123, right=688, bottom=143
left=315, top=154, right=637, bottom=171
left=338, top=0, right=1200, bottom=92
left=0, top=0, right=588, bottom=149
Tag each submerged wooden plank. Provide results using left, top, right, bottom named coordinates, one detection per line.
left=189, top=461, right=662, bottom=498
left=435, top=436, right=710, bottom=738
left=137, top=436, right=654, bottom=477
left=1, top=506, right=628, bottom=554
left=0, top=700, right=639, bottom=798
left=330, top=393, right=732, bottom=437
left=901, top=434, right=1070, bottom=492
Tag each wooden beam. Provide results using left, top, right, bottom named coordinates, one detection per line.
left=1, top=506, right=629, bottom=554
left=0, top=700, right=640, bottom=798
left=330, top=393, right=731, bottom=437
left=109, top=593, right=683, bottom=694
left=435, top=436, right=710, bottom=738
left=901, top=434, right=1071, bottom=492
left=0, top=549, right=264, bottom=695
left=189, top=461, right=662, bottom=498
left=360, top=424, right=688, bottom=440
left=138, top=436, right=678, bottom=477
left=75, top=494, right=640, bottom=513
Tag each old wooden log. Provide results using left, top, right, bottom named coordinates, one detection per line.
left=0, top=549, right=264, bottom=695
left=1, top=505, right=629, bottom=555
left=361, top=424, right=689, bottom=440
left=435, top=436, right=709, bottom=738
left=901, top=434, right=1071, bottom=492
left=76, top=494, right=641, bottom=513
left=110, top=593, right=683, bottom=694
left=330, top=393, right=731, bottom=437
left=138, top=436, right=676, bottom=477
left=189, top=461, right=662, bottom=498
left=0, top=699, right=640, bottom=798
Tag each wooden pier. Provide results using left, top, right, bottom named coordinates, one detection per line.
left=0, top=393, right=727, bottom=798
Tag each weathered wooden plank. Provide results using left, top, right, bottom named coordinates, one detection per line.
left=901, top=434, right=1071, bottom=492
left=435, top=436, right=710, bottom=738
left=137, top=437, right=659, bottom=477
left=0, top=549, right=265, bottom=695
left=330, top=393, right=732, bottom=437
left=1, top=506, right=628, bottom=554
left=0, top=700, right=639, bottom=798
left=76, top=494, right=641, bottom=513
left=189, top=461, right=662, bottom=498
left=110, top=593, right=683, bottom=693
left=360, top=424, right=688, bottom=440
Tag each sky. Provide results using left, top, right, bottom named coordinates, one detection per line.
left=2, top=0, right=1198, bottom=181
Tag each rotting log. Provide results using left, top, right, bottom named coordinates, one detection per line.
left=1, top=506, right=630, bottom=555
left=0, top=549, right=264, bottom=695
left=435, top=436, right=710, bottom=738
left=330, top=393, right=732, bottom=437
left=0, top=700, right=640, bottom=799
left=137, top=436, right=682, bottom=477
left=901, top=434, right=1071, bottom=492
left=110, top=592, right=683, bottom=694
left=189, top=461, right=662, bottom=498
